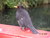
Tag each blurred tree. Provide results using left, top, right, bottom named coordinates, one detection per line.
left=0, top=0, right=47, bottom=11
left=3, top=0, right=44, bottom=8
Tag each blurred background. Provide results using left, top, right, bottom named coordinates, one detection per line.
left=0, top=0, right=50, bottom=31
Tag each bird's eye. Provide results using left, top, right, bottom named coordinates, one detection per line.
left=17, top=6, right=19, bottom=8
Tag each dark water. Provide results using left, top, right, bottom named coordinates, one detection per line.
left=0, top=5, right=50, bottom=31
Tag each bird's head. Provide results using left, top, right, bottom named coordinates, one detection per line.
left=17, top=5, right=24, bottom=9
left=14, top=3, right=24, bottom=9
left=14, top=5, right=24, bottom=9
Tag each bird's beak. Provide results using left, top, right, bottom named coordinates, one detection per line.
left=14, top=6, right=18, bottom=8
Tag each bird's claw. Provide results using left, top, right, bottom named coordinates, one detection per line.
left=21, top=27, right=25, bottom=30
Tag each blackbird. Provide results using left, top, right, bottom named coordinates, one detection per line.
left=16, top=5, right=39, bottom=34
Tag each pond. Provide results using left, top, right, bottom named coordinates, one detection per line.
left=0, top=5, right=50, bottom=31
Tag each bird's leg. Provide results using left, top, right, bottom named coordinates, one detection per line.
left=21, top=27, right=25, bottom=30
left=21, top=25, right=28, bottom=30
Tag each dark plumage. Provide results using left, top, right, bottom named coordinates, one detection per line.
left=16, top=5, right=39, bottom=34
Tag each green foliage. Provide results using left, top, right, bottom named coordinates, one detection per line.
left=0, top=4, right=2, bottom=11
left=0, top=0, right=3, bottom=10
left=0, top=0, right=44, bottom=8
left=3, top=0, right=44, bottom=8
left=0, top=0, right=6, bottom=11
left=5, top=0, right=18, bottom=8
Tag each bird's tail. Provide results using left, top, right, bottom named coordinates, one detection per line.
left=28, top=26, right=39, bottom=34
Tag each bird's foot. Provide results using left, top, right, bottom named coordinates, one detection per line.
left=21, top=27, right=25, bottom=30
